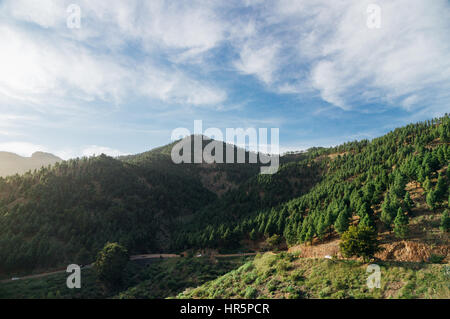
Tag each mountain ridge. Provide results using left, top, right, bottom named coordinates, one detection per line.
left=0, top=151, right=62, bottom=178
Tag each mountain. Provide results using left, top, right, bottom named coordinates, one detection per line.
left=0, top=116, right=448, bottom=278
left=0, top=151, right=62, bottom=177
left=0, top=139, right=267, bottom=273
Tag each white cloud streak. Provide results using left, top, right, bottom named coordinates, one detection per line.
left=1, top=0, right=449, bottom=117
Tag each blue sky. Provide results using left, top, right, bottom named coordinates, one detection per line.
left=0, top=0, right=449, bottom=159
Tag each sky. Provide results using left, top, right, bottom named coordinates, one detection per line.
left=0, top=0, right=449, bottom=159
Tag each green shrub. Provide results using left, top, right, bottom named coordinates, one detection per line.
left=428, top=254, right=445, bottom=264
left=267, top=279, right=280, bottom=292
left=244, top=287, right=258, bottom=299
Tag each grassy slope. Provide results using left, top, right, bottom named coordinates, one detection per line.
left=177, top=252, right=450, bottom=299
left=0, top=257, right=251, bottom=299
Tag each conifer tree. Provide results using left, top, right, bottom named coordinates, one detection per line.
left=403, top=192, right=414, bottom=213
left=426, top=190, right=438, bottom=211
left=394, top=208, right=409, bottom=238
left=435, top=173, right=447, bottom=201
left=334, top=210, right=350, bottom=234
left=381, top=193, right=394, bottom=228
left=440, top=209, right=450, bottom=233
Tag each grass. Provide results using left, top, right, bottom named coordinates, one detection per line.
left=116, top=256, right=252, bottom=299
left=176, top=252, right=450, bottom=299
left=0, top=267, right=104, bottom=299
left=0, top=256, right=251, bottom=299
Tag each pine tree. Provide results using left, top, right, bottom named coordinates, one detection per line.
left=339, top=225, right=380, bottom=262
left=423, top=177, right=432, bottom=193
left=403, top=192, right=414, bottom=213
left=334, top=210, right=350, bottom=234
left=305, top=225, right=314, bottom=245
left=380, top=193, right=394, bottom=228
left=435, top=173, right=447, bottom=201
left=440, top=209, right=450, bottom=233
left=394, top=208, right=409, bottom=238
left=426, top=190, right=438, bottom=211
left=316, top=216, right=327, bottom=242
left=392, top=173, right=407, bottom=198
left=359, top=212, right=375, bottom=229
left=249, top=229, right=257, bottom=241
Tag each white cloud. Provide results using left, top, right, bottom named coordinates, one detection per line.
left=226, top=0, right=450, bottom=113
left=4, top=0, right=66, bottom=28
left=0, top=24, right=131, bottom=105
left=139, top=66, right=227, bottom=106
left=287, top=0, right=450, bottom=111
left=1, top=0, right=450, bottom=117
left=0, top=0, right=229, bottom=109
left=234, top=43, right=279, bottom=84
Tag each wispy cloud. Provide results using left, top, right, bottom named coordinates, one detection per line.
left=0, top=0, right=449, bottom=157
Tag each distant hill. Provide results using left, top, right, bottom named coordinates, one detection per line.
left=0, top=151, right=62, bottom=177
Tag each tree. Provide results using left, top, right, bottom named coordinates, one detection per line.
left=339, top=225, right=380, bottom=262
left=426, top=190, right=438, bottom=211
left=440, top=209, right=450, bottom=233
left=403, top=192, right=414, bottom=213
left=380, top=193, right=395, bottom=228
left=359, top=211, right=375, bottom=229
left=94, top=242, right=129, bottom=289
left=392, top=173, right=407, bottom=198
left=393, top=208, right=409, bottom=238
left=266, top=234, right=282, bottom=251
left=249, top=228, right=257, bottom=241
left=435, top=173, right=447, bottom=201
left=334, top=210, right=350, bottom=234
left=423, top=177, right=432, bottom=193
left=316, top=216, right=327, bottom=242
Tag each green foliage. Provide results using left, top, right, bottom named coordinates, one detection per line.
left=426, top=190, right=438, bottom=211
left=393, top=208, right=409, bottom=239
left=244, top=286, right=258, bottom=298
left=265, top=234, right=283, bottom=251
left=94, top=242, right=129, bottom=288
left=177, top=252, right=450, bottom=299
left=334, top=209, right=350, bottom=234
left=339, top=226, right=380, bottom=262
left=403, top=192, right=414, bottom=213
left=435, top=173, right=448, bottom=201
left=440, top=209, right=450, bottom=233
left=428, top=254, right=445, bottom=264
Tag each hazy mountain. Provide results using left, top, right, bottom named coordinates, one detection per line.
left=0, top=151, right=62, bottom=177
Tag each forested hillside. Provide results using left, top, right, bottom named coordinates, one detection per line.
left=0, top=115, right=448, bottom=276
left=173, top=116, right=450, bottom=254
left=0, top=153, right=219, bottom=273
left=0, top=139, right=277, bottom=274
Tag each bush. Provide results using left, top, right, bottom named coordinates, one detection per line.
left=267, top=279, right=280, bottom=292
left=94, top=242, right=129, bottom=289
left=244, top=287, right=258, bottom=299
left=428, top=254, right=445, bottom=264
left=266, top=234, right=283, bottom=251
left=339, top=226, right=381, bottom=262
